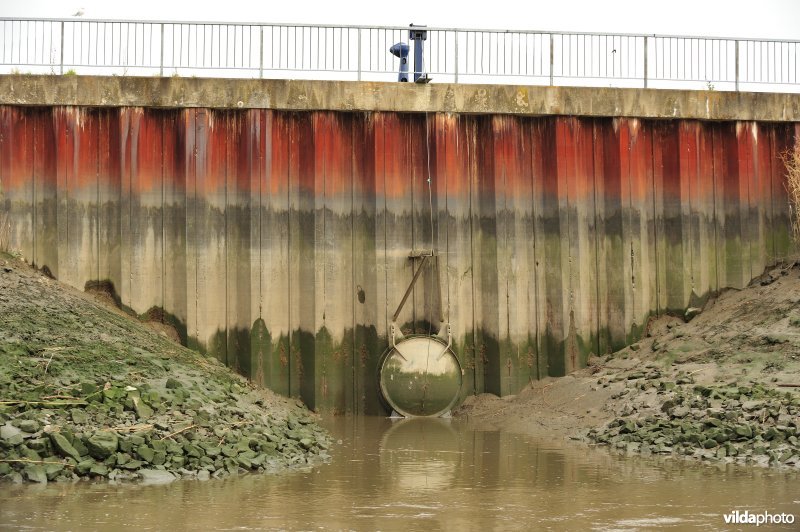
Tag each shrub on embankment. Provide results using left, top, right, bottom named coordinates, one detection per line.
left=784, top=140, right=800, bottom=244
left=0, top=257, right=330, bottom=484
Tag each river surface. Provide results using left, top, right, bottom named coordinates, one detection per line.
left=1, top=416, right=798, bottom=530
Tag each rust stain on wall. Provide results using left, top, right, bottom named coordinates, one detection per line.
left=0, top=106, right=796, bottom=413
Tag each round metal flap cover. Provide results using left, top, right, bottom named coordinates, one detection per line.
left=379, top=336, right=463, bottom=417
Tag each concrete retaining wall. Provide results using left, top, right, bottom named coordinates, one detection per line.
left=0, top=78, right=797, bottom=413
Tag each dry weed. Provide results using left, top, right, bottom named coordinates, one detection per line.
left=783, top=140, right=800, bottom=244
left=0, top=210, right=10, bottom=253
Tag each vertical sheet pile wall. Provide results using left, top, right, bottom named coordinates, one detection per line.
left=0, top=106, right=796, bottom=413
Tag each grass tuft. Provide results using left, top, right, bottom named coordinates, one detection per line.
left=0, top=206, right=10, bottom=254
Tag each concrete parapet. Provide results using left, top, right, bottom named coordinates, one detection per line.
left=0, top=75, right=799, bottom=122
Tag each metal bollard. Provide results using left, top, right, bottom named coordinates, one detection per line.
left=389, top=42, right=410, bottom=82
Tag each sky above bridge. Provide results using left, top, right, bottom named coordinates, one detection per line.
left=3, top=0, right=799, bottom=40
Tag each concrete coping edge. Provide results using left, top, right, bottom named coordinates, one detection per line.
left=0, top=75, right=799, bottom=122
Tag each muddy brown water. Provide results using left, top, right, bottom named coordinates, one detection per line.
left=1, top=417, right=797, bottom=530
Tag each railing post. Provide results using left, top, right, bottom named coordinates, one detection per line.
left=259, top=26, right=264, bottom=79
left=159, top=23, right=164, bottom=76
left=357, top=28, right=361, bottom=81
left=59, top=21, right=65, bottom=74
left=643, top=35, right=648, bottom=88
left=735, top=39, right=740, bottom=92
left=454, top=31, right=459, bottom=83
left=549, top=33, right=554, bottom=86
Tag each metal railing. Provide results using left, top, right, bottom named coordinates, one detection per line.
left=1, top=17, right=798, bottom=92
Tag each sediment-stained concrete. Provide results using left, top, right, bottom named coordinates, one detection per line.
left=0, top=78, right=797, bottom=414
left=1, top=75, right=800, bottom=122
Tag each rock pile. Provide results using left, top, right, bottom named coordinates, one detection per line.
left=587, top=379, right=800, bottom=468
left=0, top=377, right=330, bottom=484
left=0, top=257, right=332, bottom=485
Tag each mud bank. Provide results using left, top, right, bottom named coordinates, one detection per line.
left=0, top=255, right=330, bottom=484
left=454, top=262, right=800, bottom=469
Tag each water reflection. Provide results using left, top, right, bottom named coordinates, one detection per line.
left=380, top=418, right=460, bottom=492
left=1, top=416, right=798, bottom=530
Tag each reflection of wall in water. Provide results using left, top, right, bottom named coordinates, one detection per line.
left=376, top=418, right=616, bottom=518
left=379, top=418, right=462, bottom=492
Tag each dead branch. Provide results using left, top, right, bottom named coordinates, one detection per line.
left=0, top=400, right=87, bottom=407
left=159, top=424, right=197, bottom=441
left=1, top=458, right=75, bottom=468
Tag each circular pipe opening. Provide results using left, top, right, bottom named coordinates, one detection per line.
left=378, top=335, right=463, bottom=417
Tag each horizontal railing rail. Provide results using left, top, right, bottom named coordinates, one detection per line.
left=1, top=17, right=798, bottom=92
